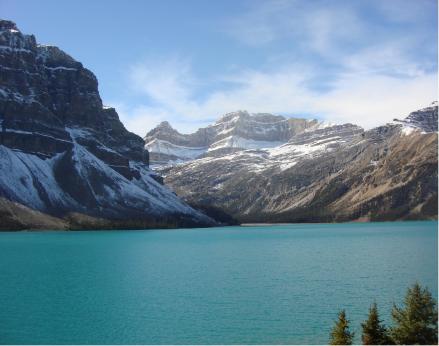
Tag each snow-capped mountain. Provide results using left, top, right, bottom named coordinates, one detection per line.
left=392, top=101, right=438, bottom=134
left=0, top=19, right=214, bottom=229
left=144, top=111, right=322, bottom=165
left=168, top=122, right=364, bottom=174
left=159, top=104, right=438, bottom=223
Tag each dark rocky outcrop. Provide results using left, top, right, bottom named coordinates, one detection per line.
left=0, top=19, right=214, bottom=230
left=0, top=20, right=144, bottom=164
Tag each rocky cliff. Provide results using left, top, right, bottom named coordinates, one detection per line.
left=144, top=111, right=322, bottom=165
left=159, top=104, right=438, bottom=223
left=0, top=19, right=214, bottom=230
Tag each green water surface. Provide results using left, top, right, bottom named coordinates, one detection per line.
left=0, top=221, right=437, bottom=344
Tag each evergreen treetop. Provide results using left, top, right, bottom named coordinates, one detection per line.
left=361, top=302, right=391, bottom=345
left=390, top=282, right=438, bottom=345
left=330, top=310, right=355, bottom=345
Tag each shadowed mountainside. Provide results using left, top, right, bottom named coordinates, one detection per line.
left=0, top=19, right=215, bottom=230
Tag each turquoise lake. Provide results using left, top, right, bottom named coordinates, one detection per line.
left=0, top=221, right=437, bottom=344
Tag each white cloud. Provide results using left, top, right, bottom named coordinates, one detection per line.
left=114, top=103, right=170, bottom=137
left=129, top=58, right=196, bottom=108
left=109, top=1, right=437, bottom=136
left=113, top=101, right=213, bottom=136
left=314, top=73, right=437, bottom=128
left=112, top=57, right=436, bottom=136
left=221, top=0, right=365, bottom=56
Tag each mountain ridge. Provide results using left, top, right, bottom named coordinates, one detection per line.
left=0, top=19, right=215, bottom=230
left=0, top=18, right=436, bottom=228
left=158, top=103, right=438, bottom=223
left=145, top=111, right=330, bottom=166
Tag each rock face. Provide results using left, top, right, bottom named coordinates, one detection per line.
left=160, top=105, right=438, bottom=223
left=393, top=102, right=438, bottom=133
left=144, top=111, right=322, bottom=165
left=0, top=19, right=214, bottom=229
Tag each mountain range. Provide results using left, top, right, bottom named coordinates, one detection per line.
left=0, top=18, right=437, bottom=230
left=147, top=104, right=438, bottom=223
left=144, top=111, right=329, bottom=166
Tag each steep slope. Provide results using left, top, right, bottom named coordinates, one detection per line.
left=0, top=19, right=214, bottom=229
left=144, top=111, right=321, bottom=165
left=392, top=101, right=438, bottom=133
left=161, top=105, right=438, bottom=223
left=0, top=197, right=68, bottom=230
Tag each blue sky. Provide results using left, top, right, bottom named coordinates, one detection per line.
left=1, top=0, right=437, bottom=135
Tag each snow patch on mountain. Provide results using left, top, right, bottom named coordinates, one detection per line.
left=145, top=111, right=324, bottom=166
left=146, top=138, right=207, bottom=159
left=173, top=123, right=362, bottom=176
left=0, top=146, right=78, bottom=211
left=392, top=101, right=438, bottom=134
left=208, top=136, right=284, bottom=151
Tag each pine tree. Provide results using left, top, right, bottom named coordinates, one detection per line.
left=330, top=310, right=355, bottom=345
left=361, top=302, right=391, bottom=345
left=390, top=282, right=438, bottom=345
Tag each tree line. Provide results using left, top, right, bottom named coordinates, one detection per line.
left=329, top=283, right=438, bottom=345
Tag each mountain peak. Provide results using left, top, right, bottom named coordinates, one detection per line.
left=158, top=120, right=174, bottom=129
left=0, top=18, right=213, bottom=228
left=145, top=120, right=179, bottom=139
left=0, top=19, right=18, bottom=32
left=145, top=111, right=332, bottom=165
left=393, top=102, right=438, bottom=133
left=215, top=110, right=250, bottom=124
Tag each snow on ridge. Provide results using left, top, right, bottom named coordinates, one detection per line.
left=129, top=161, right=208, bottom=217
left=208, top=135, right=285, bottom=151
left=0, top=45, right=32, bottom=53
left=267, top=139, right=331, bottom=157
left=66, top=127, right=92, bottom=140
left=146, top=138, right=208, bottom=159
left=193, top=130, right=349, bottom=174
left=0, top=145, right=78, bottom=211
left=0, top=128, right=210, bottom=219
left=66, top=127, right=121, bottom=155
left=0, top=65, right=40, bottom=76
left=400, top=126, right=418, bottom=136
left=188, top=137, right=333, bottom=173
left=419, top=101, right=438, bottom=111
left=66, top=131, right=209, bottom=217
left=69, top=128, right=208, bottom=217
left=0, top=28, right=19, bottom=35
left=303, top=121, right=334, bottom=132
left=390, top=120, right=432, bottom=136
left=0, top=87, right=39, bottom=104
left=147, top=112, right=350, bottom=167
left=44, top=66, right=77, bottom=71
left=146, top=138, right=207, bottom=151
left=3, top=128, right=72, bottom=144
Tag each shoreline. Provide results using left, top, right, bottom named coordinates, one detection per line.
left=0, top=219, right=436, bottom=233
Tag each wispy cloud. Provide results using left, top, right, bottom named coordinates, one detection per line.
left=112, top=0, right=437, bottom=136
left=116, top=59, right=436, bottom=135
left=221, top=0, right=366, bottom=56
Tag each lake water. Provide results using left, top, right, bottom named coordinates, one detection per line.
left=0, top=221, right=437, bottom=344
